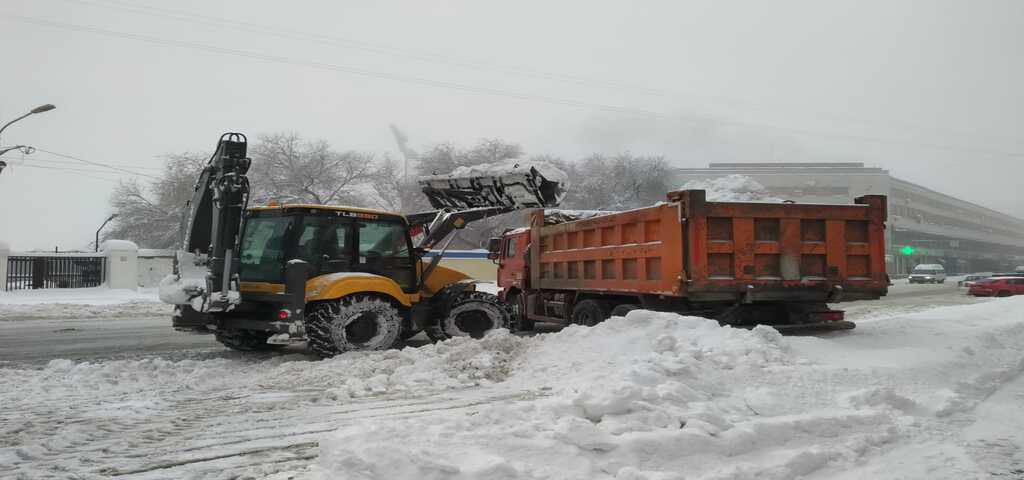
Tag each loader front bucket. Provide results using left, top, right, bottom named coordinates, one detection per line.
left=419, top=161, right=566, bottom=210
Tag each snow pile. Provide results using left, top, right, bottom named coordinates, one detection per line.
left=0, top=287, right=167, bottom=320
left=316, top=312, right=863, bottom=479
left=680, top=175, right=785, bottom=202
left=543, top=209, right=617, bottom=224
left=158, top=252, right=210, bottom=309
left=99, top=239, right=138, bottom=252
left=440, top=159, right=569, bottom=187
left=316, top=299, right=1024, bottom=480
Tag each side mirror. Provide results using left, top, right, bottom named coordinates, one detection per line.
left=486, top=237, right=501, bottom=260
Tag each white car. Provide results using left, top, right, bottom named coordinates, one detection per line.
left=908, top=264, right=947, bottom=284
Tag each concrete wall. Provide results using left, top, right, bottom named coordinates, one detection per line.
left=101, top=240, right=138, bottom=290
left=137, top=249, right=174, bottom=288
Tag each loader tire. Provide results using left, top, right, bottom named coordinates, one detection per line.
left=306, top=294, right=404, bottom=358
left=609, top=304, right=640, bottom=318
left=429, top=291, right=511, bottom=341
left=215, top=329, right=284, bottom=352
left=572, top=299, right=609, bottom=327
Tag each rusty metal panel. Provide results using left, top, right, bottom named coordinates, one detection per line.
left=733, top=217, right=755, bottom=280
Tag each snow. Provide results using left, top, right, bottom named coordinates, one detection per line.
left=100, top=239, right=139, bottom=251
left=3, top=289, right=1024, bottom=478
left=680, top=175, right=786, bottom=202
left=543, top=209, right=617, bottom=224
left=439, top=159, right=569, bottom=186
left=314, top=298, right=1024, bottom=479
left=0, top=287, right=167, bottom=320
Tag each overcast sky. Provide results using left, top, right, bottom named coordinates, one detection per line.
left=1, top=0, right=1022, bottom=250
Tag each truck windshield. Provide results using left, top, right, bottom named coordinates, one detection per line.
left=239, top=216, right=293, bottom=282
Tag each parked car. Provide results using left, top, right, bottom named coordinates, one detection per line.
left=958, top=273, right=992, bottom=288
left=908, top=264, right=947, bottom=284
left=968, top=277, right=1024, bottom=297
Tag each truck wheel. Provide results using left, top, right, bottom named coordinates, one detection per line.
left=214, top=329, right=284, bottom=351
left=306, top=294, right=404, bottom=357
left=505, top=291, right=534, bottom=332
left=997, top=290, right=1012, bottom=297
left=572, top=299, right=609, bottom=327
left=430, top=291, right=511, bottom=341
left=610, top=304, right=639, bottom=318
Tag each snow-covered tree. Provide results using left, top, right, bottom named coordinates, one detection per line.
left=248, top=133, right=377, bottom=205
left=561, top=153, right=670, bottom=211
left=105, top=153, right=206, bottom=249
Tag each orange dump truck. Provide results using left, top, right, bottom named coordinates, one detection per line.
left=489, top=189, right=888, bottom=331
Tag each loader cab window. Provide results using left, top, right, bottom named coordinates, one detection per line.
left=239, top=215, right=293, bottom=282
left=357, top=219, right=415, bottom=291
left=293, top=215, right=354, bottom=275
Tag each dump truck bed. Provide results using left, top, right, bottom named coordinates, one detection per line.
left=528, top=189, right=888, bottom=304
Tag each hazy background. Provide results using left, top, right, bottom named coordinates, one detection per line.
left=1, top=0, right=1022, bottom=250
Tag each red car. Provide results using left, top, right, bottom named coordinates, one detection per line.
left=968, top=277, right=1024, bottom=297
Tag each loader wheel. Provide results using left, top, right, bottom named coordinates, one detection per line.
left=306, top=294, right=404, bottom=357
left=428, top=291, right=511, bottom=341
left=610, top=304, right=640, bottom=318
left=214, top=329, right=284, bottom=352
left=572, top=299, right=609, bottom=327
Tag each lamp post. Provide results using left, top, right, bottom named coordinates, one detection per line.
left=95, top=214, right=119, bottom=252
left=0, top=104, right=55, bottom=141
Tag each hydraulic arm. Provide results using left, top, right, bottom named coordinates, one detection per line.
left=179, top=133, right=251, bottom=311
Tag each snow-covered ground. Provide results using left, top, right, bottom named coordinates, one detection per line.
left=2, top=286, right=1022, bottom=479
left=0, top=287, right=169, bottom=320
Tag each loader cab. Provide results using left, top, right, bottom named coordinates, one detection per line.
left=238, top=205, right=417, bottom=292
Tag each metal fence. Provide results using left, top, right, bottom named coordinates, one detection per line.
left=6, top=255, right=106, bottom=290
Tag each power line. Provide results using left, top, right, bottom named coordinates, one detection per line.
left=21, top=155, right=164, bottom=170
left=3, top=13, right=1023, bottom=158
left=11, top=163, right=126, bottom=183
left=32, top=147, right=161, bottom=179
left=58, top=0, right=1024, bottom=149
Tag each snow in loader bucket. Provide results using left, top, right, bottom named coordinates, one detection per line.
left=418, top=159, right=567, bottom=210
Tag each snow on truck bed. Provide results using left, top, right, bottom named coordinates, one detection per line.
left=2, top=298, right=1024, bottom=478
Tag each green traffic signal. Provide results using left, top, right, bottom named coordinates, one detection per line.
left=900, top=245, right=915, bottom=255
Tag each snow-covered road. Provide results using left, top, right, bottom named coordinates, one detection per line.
left=2, top=283, right=1022, bottom=479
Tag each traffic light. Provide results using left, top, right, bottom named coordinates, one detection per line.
left=900, top=245, right=916, bottom=256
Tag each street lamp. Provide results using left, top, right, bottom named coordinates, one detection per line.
left=0, top=103, right=56, bottom=142
left=95, top=213, right=119, bottom=252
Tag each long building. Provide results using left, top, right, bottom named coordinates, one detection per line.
left=674, top=163, right=1024, bottom=274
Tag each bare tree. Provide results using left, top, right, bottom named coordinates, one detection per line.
left=248, top=133, right=377, bottom=206
left=561, top=153, right=670, bottom=210
left=105, top=153, right=207, bottom=249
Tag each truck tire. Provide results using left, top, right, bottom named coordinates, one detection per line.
left=997, top=290, right=1012, bottom=297
left=505, top=291, right=534, bottom=332
left=429, top=291, right=511, bottom=341
left=571, top=299, right=609, bottom=327
left=306, top=294, right=404, bottom=357
left=610, top=304, right=639, bottom=318
left=214, top=329, right=284, bottom=352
